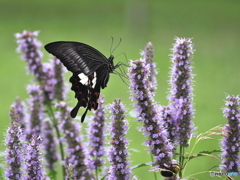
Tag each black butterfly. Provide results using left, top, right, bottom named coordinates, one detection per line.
left=45, top=41, right=120, bottom=122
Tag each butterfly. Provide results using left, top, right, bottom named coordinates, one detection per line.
left=45, top=41, right=121, bottom=122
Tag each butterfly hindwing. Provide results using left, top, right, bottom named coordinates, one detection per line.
left=69, top=66, right=109, bottom=122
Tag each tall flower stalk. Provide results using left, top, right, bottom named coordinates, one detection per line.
left=141, top=42, right=157, bottom=92
left=5, top=106, right=24, bottom=180
left=42, top=120, right=58, bottom=178
left=220, top=95, right=240, bottom=173
left=56, top=102, right=93, bottom=180
left=26, top=84, right=45, bottom=141
left=15, top=31, right=43, bottom=79
left=24, top=136, right=46, bottom=180
left=108, top=99, right=131, bottom=180
left=129, top=59, right=173, bottom=171
left=15, top=30, right=56, bottom=102
left=15, top=30, right=65, bottom=178
left=168, top=37, right=195, bottom=177
left=160, top=106, right=176, bottom=145
left=50, top=57, right=68, bottom=101
left=12, top=97, right=26, bottom=130
left=88, top=96, right=106, bottom=178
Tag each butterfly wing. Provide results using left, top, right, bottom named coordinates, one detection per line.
left=70, top=65, right=110, bottom=122
left=44, top=41, right=109, bottom=76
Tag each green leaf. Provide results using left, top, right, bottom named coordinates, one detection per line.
left=186, top=149, right=222, bottom=162
left=130, top=162, right=152, bottom=170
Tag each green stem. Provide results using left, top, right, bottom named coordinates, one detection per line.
left=46, top=99, right=66, bottom=179
left=95, top=166, right=99, bottom=180
left=150, top=154, right=158, bottom=180
left=0, top=168, right=4, bottom=180
left=179, top=145, right=185, bottom=178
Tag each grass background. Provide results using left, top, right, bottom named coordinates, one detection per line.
left=0, top=0, right=239, bottom=179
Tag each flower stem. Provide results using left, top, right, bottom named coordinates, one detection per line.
left=179, top=145, right=185, bottom=178
left=45, top=98, right=66, bottom=179
left=150, top=154, right=158, bottom=180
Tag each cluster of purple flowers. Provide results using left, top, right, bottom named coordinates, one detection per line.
left=15, top=30, right=66, bottom=102
left=108, top=99, right=131, bottom=180
left=56, top=102, right=93, bottom=180
left=5, top=107, right=24, bottom=179
left=4, top=30, right=239, bottom=180
left=220, top=95, right=240, bottom=173
left=24, top=136, right=47, bottom=180
left=6, top=106, right=48, bottom=180
left=88, top=96, right=106, bottom=172
left=128, top=58, right=173, bottom=170
left=128, top=38, right=195, bottom=179
left=168, top=37, right=195, bottom=147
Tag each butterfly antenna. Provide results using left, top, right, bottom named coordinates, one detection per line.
left=110, top=38, right=122, bottom=55
left=110, top=36, right=114, bottom=55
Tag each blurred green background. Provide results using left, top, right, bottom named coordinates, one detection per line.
left=0, top=0, right=239, bottom=179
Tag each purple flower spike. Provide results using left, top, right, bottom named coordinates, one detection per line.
left=108, top=99, right=131, bottom=180
left=56, top=102, right=93, bottom=180
left=129, top=59, right=173, bottom=169
left=15, top=30, right=43, bottom=79
left=160, top=106, right=176, bottom=145
left=26, top=84, right=45, bottom=140
left=12, top=97, right=26, bottom=129
left=5, top=106, right=24, bottom=179
left=42, top=121, right=58, bottom=172
left=88, top=96, right=106, bottom=171
left=24, top=136, right=47, bottom=180
left=141, top=42, right=158, bottom=92
left=41, top=62, right=56, bottom=100
left=50, top=57, right=68, bottom=101
left=15, top=30, right=56, bottom=101
left=220, top=95, right=240, bottom=173
left=168, top=37, right=195, bottom=147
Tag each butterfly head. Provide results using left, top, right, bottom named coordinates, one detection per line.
left=107, top=55, right=115, bottom=73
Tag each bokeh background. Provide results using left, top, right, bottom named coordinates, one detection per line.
left=0, top=0, right=239, bottom=179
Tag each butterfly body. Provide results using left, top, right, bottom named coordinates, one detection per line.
left=45, top=41, right=116, bottom=122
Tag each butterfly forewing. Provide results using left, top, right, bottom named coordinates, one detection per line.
left=45, top=41, right=109, bottom=76
left=44, top=41, right=115, bottom=122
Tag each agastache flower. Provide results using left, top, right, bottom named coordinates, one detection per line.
left=50, top=57, right=68, bottom=101
left=24, top=136, right=47, bottom=180
left=129, top=59, right=173, bottom=169
left=26, top=84, right=45, bottom=141
left=141, top=42, right=157, bottom=92
left=12, top=97, right=26, bottom=129
left=56, top=102, right=93, bottom=180
left=41, top=62, right=56, bottom=100
left=160, top=106, right=176, bottom=145
left=168, top=37, right=195, bottom=147
left=5, top=106, right=24, bottom=179
left=88, top=96, right=106, bottom=172
left=42, top=120, right=58, bottom=173
left=15, top=30, right=56, bottom=101
left=108, top=99, right=131, bottom=180
left=220, top=95, right=240, bottom=173
left=15, top=30, right=43, bottom=79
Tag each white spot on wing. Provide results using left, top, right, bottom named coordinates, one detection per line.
left=79, top=73, right=88, bottom=86
left=92, top=72, right=97, bottom=88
